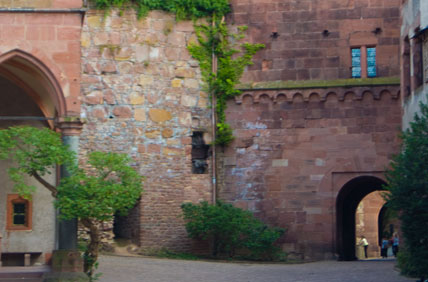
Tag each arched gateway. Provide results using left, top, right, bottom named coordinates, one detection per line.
left=336, top=176, right=387, bottom=261
left=0, top=49, right=81, bottom=266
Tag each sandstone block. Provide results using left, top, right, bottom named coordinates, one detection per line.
left=115, top=47, right=133, bottom=61
left=149, top=109, right=172, bottom=123
left=184, top=79, right=199, bottom=89
left=93, top=33, right=109, bottom=46
left=85, top=91, right=103, bottom=104
left=103, top=90, right=116, bottom=105
left=113, top=106, right=132, bottom=118
left=175, top=67, right=195, bottom=78
left=90, top=107, right=107, bottom=121
left=163, top=147, right=182, bottom=156
left=81, top=32, right=91, bottom=48
left=181, top=95, right=197, bottom=107
left=179, top=112, right=191, bottom=126
left=162, top=128, right=173, bottom=138
left=130, top=92, right=145, bottom=105
left=100, top=62, right=117, bottom=74
left=139, top=75, right=154, bottom=86
left=134, top=109, right=146, bottom=121
left=136, top=45, right=150, bottom=62
left=145, top=130, right=160, bottom=139
left=171, top=79, right=183, bottom=88
left=87, top=16, right=102, bottom=28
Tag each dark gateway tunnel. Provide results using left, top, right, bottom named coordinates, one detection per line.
left=336, top=176, right=387, bottom=261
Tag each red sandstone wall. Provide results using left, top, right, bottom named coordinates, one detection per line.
left=355, top=191, right=384, bottom=258
left=229, top=0, right=401, bottom=82
left=219, top=88, right=401, bottom=260
left=0, top=11, right=82, bottom=115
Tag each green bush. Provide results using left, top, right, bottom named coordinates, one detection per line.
left=181, top=201, right=285, bottom=260
left=385, top=101, right=428, bottom=281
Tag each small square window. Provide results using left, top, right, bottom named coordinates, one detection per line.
left=7, top=194, right=32, bottom=231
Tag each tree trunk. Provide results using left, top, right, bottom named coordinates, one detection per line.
left=81, top=218, right=100, bottom=278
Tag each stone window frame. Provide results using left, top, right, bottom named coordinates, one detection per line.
left=6, top=194, right=33, bottom=231
left=351, top=45, right=377, bottom=79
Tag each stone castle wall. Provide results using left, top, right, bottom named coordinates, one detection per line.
left=80, top=9, right=212, bottom=252
left=218, top=88, right=401, bottom=260
left=230, top=0, right=401, bottom=82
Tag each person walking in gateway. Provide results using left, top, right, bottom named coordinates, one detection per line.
left=359, top=236, right=369, bottom=258
left=392, top=233, right=399, bottom=257
left=381, top=237, right=389, bottom=258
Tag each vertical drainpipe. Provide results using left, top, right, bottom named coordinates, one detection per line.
left=211, top=17, right=217, bottom=205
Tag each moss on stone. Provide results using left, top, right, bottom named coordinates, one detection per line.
left=238, top=77, right=400, bottom=90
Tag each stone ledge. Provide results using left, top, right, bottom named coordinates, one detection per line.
left=235, top=85, right=400, bottom=104
left=238, top=77, right=400, bottom=91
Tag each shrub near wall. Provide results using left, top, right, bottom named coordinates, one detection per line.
left=181, top=201, right=285, bottom=260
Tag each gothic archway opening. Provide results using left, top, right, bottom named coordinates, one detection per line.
left=0, top=50, right=66, bottom=266
left=336, top=176, right=387, bottom=261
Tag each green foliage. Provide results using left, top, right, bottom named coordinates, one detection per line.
left=93, top=0, right=231, bottom=20
left=384, top=101, right=428, bottom=280
left=0, top=126, right=143, bottom=280
left=56, top=151, right=143, bottom=221
left=0, top=126, right=74, bottom=198
left=181, top=201, right=285, bottom=260
left=188, top=19, right=264, bottom=145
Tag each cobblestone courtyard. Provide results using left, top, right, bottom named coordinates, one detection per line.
left=98, top=255, right=414, bottom=282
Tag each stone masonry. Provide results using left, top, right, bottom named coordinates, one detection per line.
left=80, top=9, right=212, bottom=252
left=230, top=0, right=401, bottom=82
left=219, top=88, right=401, bottom=260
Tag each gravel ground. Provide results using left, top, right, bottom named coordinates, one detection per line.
left=97, top=255, right=414, bottom=282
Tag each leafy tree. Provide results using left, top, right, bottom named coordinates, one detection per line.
left=0, top=126, right=143, bottom=279
left=384, top=101, right=428, bottom=281
left=181, top=201, right=285, bottom=260
left=0, top=126, right=73, bottom=198
left=57, top=151, right=142, bottom=278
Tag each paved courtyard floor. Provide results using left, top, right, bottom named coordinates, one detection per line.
left=97, top=255, right=414, bottom=282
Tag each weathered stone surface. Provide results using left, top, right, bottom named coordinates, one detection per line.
left=162, top=128, right=173, bottom=138
left=85, top=91, right=103, bottom=104
left=148, top=109, right=172, bottom=122
left=139, top=75, right=154, bottom=86
left=171, top=79, right=183, bottom=88
left=113, top=106, right=132, bottom=118
left=180, top=95, right=196, bottom=107
left=175, top=67, right=195, bottom=78
left=129, top=92, right=145, bottom=105
left=145, top=130, right=160, bottom=139
left=134, top=108, right=146, bottom=121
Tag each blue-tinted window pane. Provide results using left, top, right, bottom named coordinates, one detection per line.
left=352, top=56, right=361, bottom=67
left=352, top=48, right=361, bottom=56
left=367, top=47, right=376, bottom=77
left=352, top=67, right=361, bottom=78
left=351, top=48, right=361, bottom=78
left=367, top=56, right=376, bottom=66
left=367, top=47, right=376, bottom=57
left=368, top=66, right=377, bottom=77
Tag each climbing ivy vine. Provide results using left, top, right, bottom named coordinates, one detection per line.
left=93, top=0, right=264, bottom=145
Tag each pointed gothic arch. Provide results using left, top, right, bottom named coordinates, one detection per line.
left=0, top=49, right=67, bottom=126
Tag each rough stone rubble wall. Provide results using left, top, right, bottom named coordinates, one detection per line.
left=80, top=9, right=212, bottom=252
